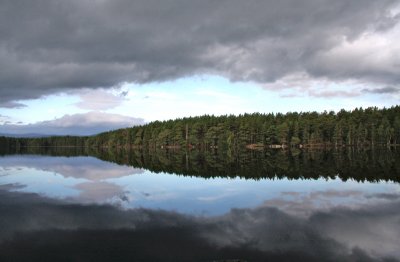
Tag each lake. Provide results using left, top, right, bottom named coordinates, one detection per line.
left=0, top=148, right=399, bottom=261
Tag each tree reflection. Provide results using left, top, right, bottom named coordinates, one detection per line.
left=4, top=147, right=400, bottom=183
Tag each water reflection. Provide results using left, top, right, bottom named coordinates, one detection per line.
left=0, top=155, right=142, bottom=204
left=92, top=147, right=400, bottom=182
left=0, top=154, right=144, bottom=180
left=0, top=148, right=399, bottom=261
left=5, top=147, right=400, bottom=182
left=0, top=153, right=398, bottom=215
left=0, top=186, right=399, bottom=261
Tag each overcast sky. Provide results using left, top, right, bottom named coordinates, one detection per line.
left=1, top=0, right=399, bottom=135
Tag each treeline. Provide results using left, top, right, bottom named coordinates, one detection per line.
left=1, top=106, right=400, bottom=149
left=70, top=106, right=400, bottom=149
left=0, top=136, right=87, bottom=149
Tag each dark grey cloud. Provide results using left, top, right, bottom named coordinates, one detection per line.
left=0, top=0, right=399, bottom=103
left=0, top=188, right=399, bottom=261
left=0, top=101, right=27, bottom=109
left=362, top=86, right=400, bottom=94
left=120, top=91, right=129, bottom=97
left=0, top=111, right=145, bottom=136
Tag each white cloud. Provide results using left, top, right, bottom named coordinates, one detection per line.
left=0, top=111, right=144, bottom=136
left=75, top=89, right=127, bottom=110
left=0, top=114, right=9, bottom=123
left=307, top=22, right=400, bottom=87
left=262, top=73, right=365, bottom=98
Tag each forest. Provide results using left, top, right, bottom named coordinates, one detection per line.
left=1, top=106, right=400, bottom=150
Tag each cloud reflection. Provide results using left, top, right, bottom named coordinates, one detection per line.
left=73, top=181, right=130, bottom=204
left=0, top=155, right=143, bottom=204
left=264, top=190, right=367, bottom=217
left=0, top=155, right=144, bottom=181
left=0, top=187, right=399, bottom=261
left=1, top=155, right=399, bottom=217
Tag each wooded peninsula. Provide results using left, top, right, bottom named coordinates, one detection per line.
left=1, top=106, right=400, bottom=150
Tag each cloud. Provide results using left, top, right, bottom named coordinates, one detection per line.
left=120, top=91, right=129, bottom=97
left=75, top=89, right=128, bottom=110
left=0, top=0, right=399, bottom=103
left=366, top=193, right=400, bottom=200
left=307, top=90, right=361, bottom=98
left=362, top=86, right=400, bottom=94
left=0, top=114, right=9, bottom=123
left=0, top=115, right=13, bottom=126
left=0, top=101, right=27, bottom=109
left=0, top=188, right=399, bottom=261
left=263, top=73, right=362, bottom=98
left=0, top=111, right=144, bottom=136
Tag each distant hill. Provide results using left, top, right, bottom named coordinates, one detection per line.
left=0, top=133, right=57, bottom=138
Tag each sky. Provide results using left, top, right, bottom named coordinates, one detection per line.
left=0, top=0, right=399, bottom=136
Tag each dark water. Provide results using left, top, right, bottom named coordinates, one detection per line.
left=0, top=148, right=400, bottom=261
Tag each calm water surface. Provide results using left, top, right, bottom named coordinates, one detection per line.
left=0, top=149, right=399, bottom=261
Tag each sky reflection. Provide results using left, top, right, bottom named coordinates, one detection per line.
left=0, top=155, right=398, bottom=216
left=0, top=184, right=399, bottom=261
left=0, top=154, right=399, bottom=261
